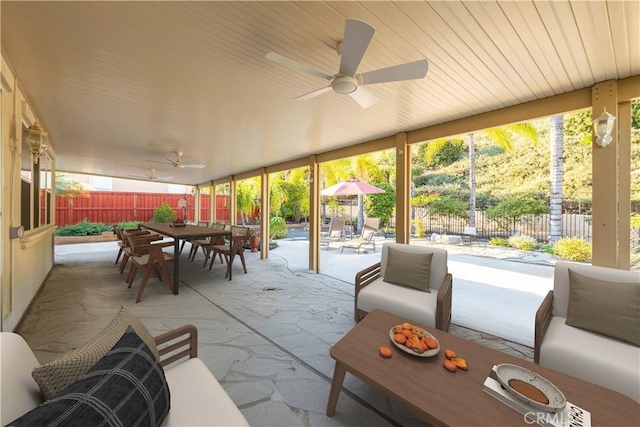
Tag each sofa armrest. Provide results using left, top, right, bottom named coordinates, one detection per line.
left=436, top=273, right=453, bottom=332
left=354, top=262, right=381, bottom=322
left=534, top=290, right=554, bottom=364
left=154, top=324, right=198, bottom=367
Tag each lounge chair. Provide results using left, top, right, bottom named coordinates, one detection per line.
left=341, top=229, right=376, bottom=253
left=320, top=217, right=346, bottom=248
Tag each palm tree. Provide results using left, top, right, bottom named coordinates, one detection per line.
left=549, top=115, right=564, bottom=242
left=55, top=173, right=83, bottom=199
left=468, top=133, right=476, bottom=228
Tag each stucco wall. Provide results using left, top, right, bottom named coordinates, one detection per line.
left=1, top=55, right=55, bottom=331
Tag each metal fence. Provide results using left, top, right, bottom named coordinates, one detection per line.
left=408, top=209, right=594, bottom=243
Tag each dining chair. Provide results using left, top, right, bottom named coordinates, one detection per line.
left=188, top=223, right=227, bottom=265
left=208, top=226, right=251, bottom=278
left=178, top=221, right=210, bottom=255
left=118, top=229, right=162, bottom=273
left=124, top=233, right=175, bottom=303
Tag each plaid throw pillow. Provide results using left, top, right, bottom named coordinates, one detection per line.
left=9, top=326, right=170, bottom=427
left=32, top=306, right=160, bottom=400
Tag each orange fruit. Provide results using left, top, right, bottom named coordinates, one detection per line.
left=402, top=322, right=412, bottom=330
left=379, top=346, right=393, bottom=358
left=444, top=349, right=457, bottom=360
left=424, top=338, right=439, bottom=349
left=451, top=357, right=469, bottom=370
left=443, top=359, right=457, bottom=372
left=392, top=325, right=404, bottom=334
left=401, top=329, right=412, bottom=338
left=394, top=334, right=407, bottom=344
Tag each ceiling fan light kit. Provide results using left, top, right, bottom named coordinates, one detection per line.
left=332, top=75, right=358, bottom=94
left=266, top=18, right=429, bottom=108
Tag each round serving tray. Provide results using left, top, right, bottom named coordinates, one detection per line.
left=388, top=327, right=440, bottom=357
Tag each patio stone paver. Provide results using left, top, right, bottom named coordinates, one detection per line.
left=16, top=241, right=537, bottom=426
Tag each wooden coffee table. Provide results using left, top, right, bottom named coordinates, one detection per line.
left=327, top=309, right=639, bottom=426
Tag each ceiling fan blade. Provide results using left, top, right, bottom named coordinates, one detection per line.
left=165, top=156, right=180, bottom=166
left=266, top=52, right=333, bottom=81
left=339, top=19, right=375, bottom=76
left=348, top=87, right=378, bottom=109
left=146, top=160, right=173, bottom=166
left=294, top=86, right=332, bottom=101
left=183, top=159, right=206, bottom=168
left=156, top=175, right=174, bottom=180
left=358, top=59, right=429, bottom=85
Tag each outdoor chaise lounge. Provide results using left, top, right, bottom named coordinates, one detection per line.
left=341, top=217, right=380, bottom=253
left=354, top=242, right=452, bottom=331
left=320, top=217, right=347, bottom=248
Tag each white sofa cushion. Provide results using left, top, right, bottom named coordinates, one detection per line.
left=162, top=358, right=249, bottom=426
left=380, top=243, right=447, bottom=292
left=539, top=316, right=640, bottom=403
left=358, top=277, right=438, bottom=328
left=0, top=333, right=42, bottom=426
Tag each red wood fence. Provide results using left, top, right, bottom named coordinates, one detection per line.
left=54, top=192, right=252, bottom=226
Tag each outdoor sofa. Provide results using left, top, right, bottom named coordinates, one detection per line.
left=1, top=312, right=249, bottom=426
left=534, top=261, right=640, bottom=403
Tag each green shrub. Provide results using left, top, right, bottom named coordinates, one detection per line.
left=508, top=234, right=538, bottom=251
left=538, top=243, right=555, bottom=254
left=152, top=203, right=177, bottom=223
left=269, top=215, right=288, bottom=239
left=117, top=221, right=139, bottom=230
left=364, top=182, right=396, bottom=227
left=553, top=237, right=592, bottom=261
left=55, top=220, right=112, bottom=236
left=489, top=237, right=509, bottom=247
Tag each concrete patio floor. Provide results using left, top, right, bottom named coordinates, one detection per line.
left=16, top=239, right=545, bottom=426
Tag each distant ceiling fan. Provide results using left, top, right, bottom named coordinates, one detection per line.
left=146, top=151, right=205, bottom=169
left=128, top=168, right=174, bottom=181
left=265, top=19, right=429, bottom=108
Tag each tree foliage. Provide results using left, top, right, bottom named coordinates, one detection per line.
left=55, top=173, right=84, bottom=199
left=424, top=138, right=464, bottom=168
left=363, top=182, right=395, bottom=227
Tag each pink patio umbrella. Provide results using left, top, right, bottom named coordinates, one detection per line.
left=320, top=178, right=386, bottom=196
left=321, top=179, right=385, bottom=234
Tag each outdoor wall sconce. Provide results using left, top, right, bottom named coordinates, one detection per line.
left=25, top=121, right=48, bottom=163
left=593, top=108, right=616, bottom=148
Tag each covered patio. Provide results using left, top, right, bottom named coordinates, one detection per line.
left=18, top=240, right=534, bottom=426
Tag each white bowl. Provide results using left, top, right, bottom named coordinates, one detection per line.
left=495, top=363, right=567, bottom=412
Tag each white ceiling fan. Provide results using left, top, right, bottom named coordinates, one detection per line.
left=265, top=19, right=429, bottom=109
left=128, top=168, right=174, bottom=181
left=146, top=151, right=205, bottom=169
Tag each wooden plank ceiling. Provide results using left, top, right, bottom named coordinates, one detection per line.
left=1, top=1, right=638, bottom=185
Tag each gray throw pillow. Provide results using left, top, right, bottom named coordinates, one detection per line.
left=383, top=247, right=432, bottom=292
left=566, top=269, right=640, bottom=347
left=32, top=306, right=160, bottom=400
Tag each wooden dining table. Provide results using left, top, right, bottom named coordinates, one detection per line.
left=138, top=222, right=232, bottom=295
